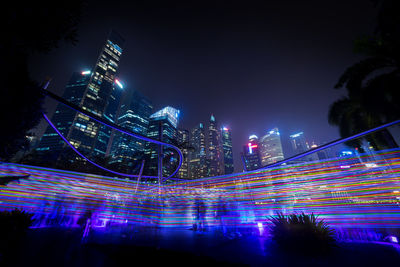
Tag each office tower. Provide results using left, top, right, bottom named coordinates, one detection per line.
left=109, top=89, right=153, bottom=173
left=177, top=129, right=190, bottom=179
left=189, top=123, right=207, bottom=179
left=36, top=71, right=91, bottom=160
left=259, top=128, right=284, bottom=166
left=145, top=106, right=180, bottom=177
left=221, top=126, right=234, bottom=174
left=207, top=114, right=223, bottom=176
left=66, top=30, right=125, bottom=159
left=290, top=132, right=309, bottom=155
left=241, top=135, right=262, bottom=171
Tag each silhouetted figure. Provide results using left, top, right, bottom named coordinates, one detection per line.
left=217, top=196, right=228, bottom=236
left=194, top=196, right=207, bottom=231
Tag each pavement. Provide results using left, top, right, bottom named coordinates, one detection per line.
left=1, top=226, right=400, bottom=266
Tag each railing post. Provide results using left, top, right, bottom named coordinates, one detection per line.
left=158, top=121, right=163, bottom=186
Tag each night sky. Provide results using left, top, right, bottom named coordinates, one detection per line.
left=29, top=0, right=378, bottom=172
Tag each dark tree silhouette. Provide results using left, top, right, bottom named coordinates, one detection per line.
left=0, top=1, right=85, bottom=160
left=329, top=0, right=400, bottom=150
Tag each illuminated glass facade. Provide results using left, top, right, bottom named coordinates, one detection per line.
left=207, top=114, right=223, bottom=176
left=241, top=135, right=261, bottom=171
left=289, top=131, right=316, bottom=163
left=290, top=131, right=309, bottom=155
left=221, top=127, right=234, bottom=174
left=66, top=30, right=125, bottom=159
left=259, top=128, right=284, bottom=166
left=109, top=89, right=153, bottom=173
left=177, top=129, right=189, bottom=179
left=189, top=123, right=207, bottom=179
left=36, top=71, right=91, bottom=160
left=145, top=106, right=180, bottom=177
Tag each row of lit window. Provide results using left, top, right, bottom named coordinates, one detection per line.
left=104, top=47, right=120, bottom=61
left=106, top=42, right=122, bottom=56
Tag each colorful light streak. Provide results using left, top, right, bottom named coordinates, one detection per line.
left=0, top=148, right=399, bottom=237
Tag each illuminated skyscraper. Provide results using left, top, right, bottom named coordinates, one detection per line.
left=145, top=106, right=180, bottom=177
left=241, top=135, right=261, bottom=171
left=109, top=89, right=153, bottom=173
left=221, top=126, right=234, bottom=174
left=36, top=71, right=91, bottom=161
left=290, top=132, right=309, bottom=155
left=259, top=128, right=284, bottom=166
left=65, top=30, right=125, bottom=159
left=189, top=123, right=207, bottom=179
left=177, top=129, right=190, bottom=179
left=207, top=114, right=223, bottom=176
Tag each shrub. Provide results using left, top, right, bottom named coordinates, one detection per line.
left=0, top=209, right=34, bottom=252
left=269, top=212, right=336, bottom=255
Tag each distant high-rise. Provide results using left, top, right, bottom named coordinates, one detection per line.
left=308, top=141, right=321, bottom=161
left=109, top=89, right=153, bottom=173
left=241, top=135, right=262, bottom=171
left=207, top=114, right=223, bottom=176
left=189, top=123, right=207, bottom=179
left=36, top=71, right=91, bottom=160
left=309, top=141, right=334, bottom=161
left=221, top=126, right=234, bottom=174
left=259, top=128, right=284, bottom=166
left=145, top=106, right=180, bottom=177
left=65, top=30, right=125, bottom=159
left=177, top=129, right=190, bottom=179
left=290, top=132, right=309, bottom=155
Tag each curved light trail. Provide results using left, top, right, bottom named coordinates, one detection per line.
left=41, top=90, right=183, bottom=180
left=0, top=148, right=399, bottom=235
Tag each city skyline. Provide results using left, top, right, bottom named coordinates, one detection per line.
left=2, top=1, right=400, bottom=265
left=29, top=0, right=379, bottom=172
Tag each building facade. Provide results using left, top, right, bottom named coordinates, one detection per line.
left=65, top=30, right=125, bottom=159
left=207, top=115, right=224, bottom=177
left=221, top=126, right=234, bottom=174
left=189, top=123, right=207, bottom=179
left=145, top=106, right=180, bottom=177
left=259, top=128, right=284, bottom=166
left=109, top=89, right=153, bottom=174
left=177, top=129, right=190, bottom=179
left=36, top=71, right=91, bottom=161
left=241, top=135, right=262, bottom=171
left=290, top=132, right=309, bottom=155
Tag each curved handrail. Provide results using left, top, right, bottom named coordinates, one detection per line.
left=41, top=89, right=183, bottom=180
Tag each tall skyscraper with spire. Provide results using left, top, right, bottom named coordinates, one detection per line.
left=207, top=114, right=224, bottom=176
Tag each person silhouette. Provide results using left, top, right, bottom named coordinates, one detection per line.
left=193, top=195, right=207, bottom=231
left=217, top=196, right=228, bottom=236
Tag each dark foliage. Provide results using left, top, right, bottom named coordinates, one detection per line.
left=0, top=209, right=34, bottom=252
left=329, top=0, right=400, bottom=149
left=0, top=1, right=85, bottom=160
left=269, top=212, right=336, bottom=255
